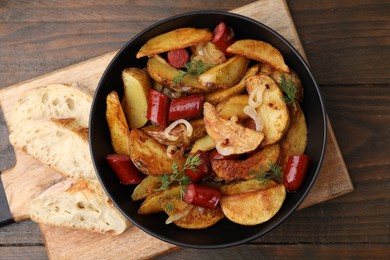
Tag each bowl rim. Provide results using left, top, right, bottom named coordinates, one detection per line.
left=89, top=10, right=327, bottom=249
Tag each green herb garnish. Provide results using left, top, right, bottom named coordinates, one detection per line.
left=155, top=154, right=201, bottom=214
left=173, top=59, right=209, bottom=85
left=249, top=161, right=283, bottom=184
left=280, top=73, right=297, bottom=107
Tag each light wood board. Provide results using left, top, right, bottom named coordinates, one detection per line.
left=0, top=0, right=353, bottom=259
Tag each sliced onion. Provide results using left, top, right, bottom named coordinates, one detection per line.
left=243, top=105, right=264, bottom=132
left=248, top=85, right=266, bottom=108
left=165, top=206, right=193, bottom=224
left=166, top=145, right=179, bottom=159
left=163, top=119, right=193, bottom=141
left=216, top=141, right=235, bottom=156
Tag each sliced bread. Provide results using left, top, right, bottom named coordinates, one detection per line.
left=8, top=83, right=92, bottom=131
left=29, top=178, right=131, bottom=235
left=9, top=118, right=96, bottom=180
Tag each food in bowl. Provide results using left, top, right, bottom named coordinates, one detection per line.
left=104, top=21, right=311, bottom=229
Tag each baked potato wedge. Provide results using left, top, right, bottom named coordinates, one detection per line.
left=129, top=129, right=186, bottom=176
left=203, top=102, right=264, bottom=155
left=121, top=68, right=151, bottom=129
left=204, top=64, right=259, bottom=106
left=106, top=91, right=132, bottom=156
left=147, top=55, right=212, bottom=93
left=173, top=206, right=224, bottom=229
left=131, top=175, right=161, bottom=201
left=227, top=39, right=290, bottom=73
left=221, top=179, right=278, bottom=196
left=211, top=143, right=280, bottom=181
left=270, top=69, right=304, bottom=102
left=197, top=55, right=249, bottom=89
left=142, top=118, right=206, bottom=147
left=190, top=134, right=215, bottom=154
left=138, top=186, right=182, bottom=215
left=136, top=28, right=212, bottom=59
left=216, top=94, right=249, bottom=120
left=220, top=183, right=286, bottom=225
left=246, top=74, right=290, bottom=146
left=279, top=103, right=308, bottom=168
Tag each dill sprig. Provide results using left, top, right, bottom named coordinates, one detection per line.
left=173, top=59, right=209, bottom=85
left=155, top=154, right=201, bottom=214
left=249, top=161, right=283, bottom=184
left=280, top=73, right=297, bottom=107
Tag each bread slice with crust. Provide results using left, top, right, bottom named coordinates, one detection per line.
left=9, top=118, right=96, bottom=180
left=29, top=178, right=131, bottom=235
left=8, top=83, right=92, bottom=132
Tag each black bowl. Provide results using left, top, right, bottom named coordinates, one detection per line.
left=89, top=11, right=327, bottom=248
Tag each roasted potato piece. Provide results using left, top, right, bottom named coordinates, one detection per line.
left=279, top=103, right=308, bottom=169
left=106, top=91, right=132, bottom=156
left=131, top=175, right=161, bottom=201
left=136, top=28, right=212, bottom=59
left=129, top=129, right=186, bottom=176
left=216, top=94, right=249, bottom=120
left=173, top=206, right=224, bottom=229
left=220, top=183, right=286, bottom=225
left=221, top=179, right=278, bottom=196
left=270, top=69, right=304, bottom=102
left=191, top=41, right=226, bottom=66
left=227, top=39, right=290, bottom=73
left=204, top=64, right=259, bottom=106
left=197, top=55, right=249, bottom=89
left=147, top=55, right=212, bottom=93
left=142, top=118, right=206, bottom=147
left=246, top=74, right=290, bottom=146
left=190, top=134, right=215, bottom=154
left=121, top=68, right=151, bottom=128
left=204, top=102, right=264, bottom=155
left=211, top=143, right=280, bottom=181
left=138, top=186, right=182, bottom=215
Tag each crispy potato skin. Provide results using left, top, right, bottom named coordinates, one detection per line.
left=220, top=183, right=286, bottom=225
left=279, top=102, right=308, bottom=169
left=106, top=91, right=132, bottom=156
left=129, top=129, right=186, bottom=176
left=227, top=39, right=290, bottom=73
left=221, top=179, right=278, bottom=196
left=142, top=119, right=206, bottom=147
left=174, top=206, right=224, bottom=229
left=136, top=28, right=212, bottom=59
left=216, top=94, right=249, bottom=120
left=211, top=143, right=280, bottom=181
left=131, top=175, right=161, bottom=201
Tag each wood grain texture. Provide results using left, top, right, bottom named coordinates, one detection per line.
left=0, top=0, right=388, bottom=259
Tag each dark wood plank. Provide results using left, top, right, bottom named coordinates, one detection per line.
left=156, top=244, right=390, bottom=259
left=0, top=220, right=44, bottom=244
left=0, top=246, right=48, bottom=260
left=287, top=0, right=390, bottom=85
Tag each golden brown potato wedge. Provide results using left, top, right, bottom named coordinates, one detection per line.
left=278, top=103, right=308, bottom=169
left=147, top=55, right=212, bottom=93
left=136, top=28, right=212, bottom=59
left=220, top=183, right=286, bottom=225
left=246, top=74, right=290, bottom=146
left=138, top=186, right=182, bottom=215
left=121, top=68, right=151, bottom=128
left=106, top=91, right=132, bottom=156
left=227, top=39, right=290, bottom=73
left=204, top=64, right=259, bottom=106
left=197, top=55, right=249, bottom=89
left=191, top=41, right=226, bottom=66
left=142, top=118, right=206, bottom=147
left=211, top=143, right=280, bottom=181
left=216, top=94, right=249, bottom=120
left=203, top=102, right=264, bottom=156
left=190, top=134, right=215, bottom=154
left=173, top=206, right=225, bottom=229
left=131, top=175, right=161, bottom=201
left=221, top=179, right=278, bottom=196
left=129, top=129, right=186, bottom=176
left=270, top=69, right=304, bottom=102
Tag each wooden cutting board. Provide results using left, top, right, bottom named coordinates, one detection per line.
left=0, top=0, right=353, bottom=259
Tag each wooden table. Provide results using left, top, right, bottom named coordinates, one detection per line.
left=0, top=0, right=389, bottom=259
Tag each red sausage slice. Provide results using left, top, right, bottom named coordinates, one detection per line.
left=183, top=184, right=221, bottom=209
left=168, top=94, right=204, bottom=122
left=106, top=154, right=144, bottom=185
left=185, top=151, right=211, bottom=183
left=147, top=89, right=171, bottom=126
left=283, top=154, right=311, bottom=192
left=167, top=48, right=190, bottom=68
left=212, top=22, right=235, bottom=56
